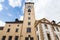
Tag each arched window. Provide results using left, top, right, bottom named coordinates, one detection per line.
left=28, top=9, right=31, bottom=12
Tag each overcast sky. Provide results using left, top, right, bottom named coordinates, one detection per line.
left=0, top=0, right=60, bottom=26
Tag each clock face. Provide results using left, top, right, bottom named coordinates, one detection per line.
left=28, top=6, right=31, bottom=9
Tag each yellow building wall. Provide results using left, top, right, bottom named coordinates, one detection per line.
left=0, top=30, right=3, bottom=38
left=0, top=23, right=23, bottom=40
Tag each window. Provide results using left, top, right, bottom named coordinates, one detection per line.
left=36, top=27, right=38, bottom=31
left=25, top=37, right=28, bottom=40
left=8, top=36, right=12, bottom=40
left=28, top=17, right=30, bottom=20
left=28, top=22, right=31, bottom=25
left=9, top=25, right=11, bottom=27
left=52, top=27, right=55, bottom=31
left=56, top=35, right=59, bottom=40
left=28, top=9, right=31, bottom=12
left=7, top=29, right=10, bottom=32
left=37, top=36, right=39, bottom=40
left=16, top=29, right=19, bottom=32
left=27, top=27, right=31, bottom=33
left=28, top=35, right=31, bottom=37
left=44, top=24, right=48, bottom=29
left=30, top=37, right=34, bottom=40
left=47, top=33, right=51, bottom=40
left=15, top=36, right=19, bottom=40
left=28, top=13, right=30, bottom=15
left=17, top=25, right=19, bottom=27
left=25, top=35, right=34, bottom=40
left=2, top=36, right=6, bottom=40
left=56, top=27, right=59, bottom=31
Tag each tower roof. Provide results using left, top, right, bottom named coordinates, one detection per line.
left=6, top=19, right=23, bottom=23
left=25, top=2, right=34, bottom=4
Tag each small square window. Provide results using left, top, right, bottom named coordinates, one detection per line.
left=28, top=22, right=31, bottom=25
left=28, top=35, right=31, bottom=37
left=9, top=25, right=11, bottom=27
left=28, top=13, right=30, bottom=15
left=17, top=25, right=19, bottom=27
left=28, top=17, right=30, bottom=20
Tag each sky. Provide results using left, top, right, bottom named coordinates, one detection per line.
left=0, top=0, right=60, bottom=26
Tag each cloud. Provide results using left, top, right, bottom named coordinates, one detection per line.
left=19, top=16, right=23, bottom=20
left=4, top=7, right=8, bottom=10
left=0, top=20, right=5, bottom=26
left=0, top=4, right=3, bottom=11
left=22, top=5, right=25, bottom=14
left=34, top=0, right=52, bottom=20
left=33, top=0, right=60, bottom=22
left=0, top=0, right=5, bottom=2
left=7, top=13, right=12, bottom=17
left=8, top=0, right=22, bottom=8
left=19, top=5, right=24, bottom=20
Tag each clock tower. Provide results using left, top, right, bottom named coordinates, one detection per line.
left=21, top=2, right=37, bottom=40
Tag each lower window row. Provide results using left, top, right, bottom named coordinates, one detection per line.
left=2, top=36, right=19, bottom=40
